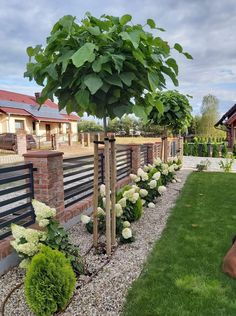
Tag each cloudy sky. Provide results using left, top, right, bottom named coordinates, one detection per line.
left=1, top=0, right=236, bottom=115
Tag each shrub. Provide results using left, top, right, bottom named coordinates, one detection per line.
left=219, top=155, right=234, bottom=172
left=123, top=197, right=143, bottom=222
left=183, top=141, right=189, bottom=156
left=233, top=143, right=236, bottom=158
left=196, top=159, right=211, bottom=172
left=24, top=246, right=76, bottom=316
left=221, top=143, right=228, bottom=158
left=202, top=142, right=208, bottom=157
left=212, top=143, right=219, bottom=157
left=192, top=139, right=199, bottom=156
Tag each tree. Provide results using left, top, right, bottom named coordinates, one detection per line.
left=187, top=115, right=201, bottom=135
left=78, top=120, right=103, bottom=132
left=24, top=13, right=192, bottom=122
left=198, top=94, right=225, bottom=138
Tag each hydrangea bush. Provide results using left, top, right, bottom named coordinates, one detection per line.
left=11, top=200, right=84, bottom=274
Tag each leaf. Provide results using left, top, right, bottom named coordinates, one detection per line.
left=155, top=100, right=164, bottom=114
left=57, top=50, right=74, bottom=74
left=147, top=18, right=156, bottom=29
left=166, top=58, right=178, bottom=75
left=104, top=75, right=123, bottom=88
left=148, top=71, right=159, bottom=91
left=174, top=43, right=183, bottom=53
left=133, top=50, right=146, bottom=66
left=92, top=55, right=109, bottom=72
left=75, top=89, right=90, bottom=107
left=84, top=74, right=103, bottom=95
left=26, top=46, right=34, bottom=57
left=113, top=104, right=129, bottom=118
left=59, top=15, right=75, bottom=32
left=45, top=64, right=58, bottom=80
left=161, top=66, right=179, bottom=86
left=133, top=104, right=148, bottom=121
left=119, top=31, right=140, bottom=49
left=120, top=14, right=132, bottom=26
left=120, top=72, right=136, bottom=87
left=87, top=26, right=101, bottom=36
left=183, top=52, right=193, bottom=60
left=71, top=43, right=97, bottom=68
left=111, top=54, right=125, bottom=72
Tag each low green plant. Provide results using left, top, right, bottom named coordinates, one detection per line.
left=24, top=245, right=76, bottom=316
left=221, top=143, right=228, bottom=158
left=196, top=159, right=211, bottom=172
left=201, top=142, right=208, bottom=157
left=212, top=143, right=219, bottom=157
left=219, top=155, right=234, bottom=172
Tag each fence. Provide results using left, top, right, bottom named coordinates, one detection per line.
left=140, top=145, right=149, bottom=166
left=0, top=163, right=35, bottom=240
left=63, top=148, right=133, bottom=208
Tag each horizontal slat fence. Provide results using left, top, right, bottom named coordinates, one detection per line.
left=63, top=148, right=132, bottom=208
left=140, top=145, right=148, bottom=166
left=0, top=163, right=35, bottom=240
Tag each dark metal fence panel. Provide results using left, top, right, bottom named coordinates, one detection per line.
left=170, top=140, right=177, bottom=157
left=63, top=148, right=132, bottom=208
left=0, top=163, right=35, bottom=240
left=140, top=145, right=148, bottom=166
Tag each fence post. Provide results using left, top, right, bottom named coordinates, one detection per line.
left=127, top=144, right=141, bottom=174
left=23, top=151, right=65, bottom=221
left=68, top=132, right=72, bottom=146
left=16, top=132, right=27, bottom=155
left=86, top=133, right=91, bottom=147
left=178, top=137, right=184, bottom=160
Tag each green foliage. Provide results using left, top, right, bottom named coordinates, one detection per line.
left=123, top=198, right=143, bottom=222
left=25, top=13, right=191, bottom=121
left=233, top=143, right=236, bottom=158
left=219, top=155, right=234, bottom=172
left=107, top=114, right=139, bottom=134
left=212, top=143, right=219, bottom=157
left=201, top=142, right=208, bottom=157
left=196, top=159, right=211, bottom=171
left=78, top=120, right=103, bottom=132
left=221, top=143, right=228, bottom=158
left=192, top=139, right=199, bottom=156
left=147, top=90, right=192, bottom=133
left=24, top=246, right=76, bottom=316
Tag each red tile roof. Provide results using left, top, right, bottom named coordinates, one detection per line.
left=0, top=107, right=32, bottom=116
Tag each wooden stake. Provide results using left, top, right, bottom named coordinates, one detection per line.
left=104, top=138, right=111, bottom=256
left=93, top=134, right=99, bottom=248
left=110, top=134, right=116, bottom=246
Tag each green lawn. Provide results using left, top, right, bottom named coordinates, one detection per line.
left=123, top=172, right=236, bottom=316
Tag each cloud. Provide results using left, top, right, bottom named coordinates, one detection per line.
left=0, top=0, right=236, bottom=115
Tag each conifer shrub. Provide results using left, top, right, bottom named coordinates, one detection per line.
left=202, top=142, right=208, bottom=157
left=212, top=143, right=219, bottom=157
left=183, top=141, right=189, bottom=156
left=221, top=143, right=228, bottom=158
left=24, top=246, right=76, bottom=316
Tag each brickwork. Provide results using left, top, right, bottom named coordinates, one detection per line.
left=16, top=132, right=27, bottom=155
left=127, top=144, right=141, bottom=174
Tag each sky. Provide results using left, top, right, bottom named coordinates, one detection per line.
left=1, top=0, right=236, bottom=116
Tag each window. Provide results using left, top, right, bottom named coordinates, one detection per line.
left=59, top=123, right=63, bottom=134
left=32, top=122, right=36, bottom=134
left=15, top=120, right=25, bottom=131
left=65, top=123, right=71, bottom=133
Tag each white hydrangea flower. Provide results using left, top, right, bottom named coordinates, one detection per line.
left=24, top=228, right=44, bottom=243
left=168, top=157, right=174, bottom=163
left=176, top=178, right=182, bottom=183
left=96, top=207, right=105, bottom=217
left=19, top=258, right=30, bottom=269
left=17, top=242, right=40, bottom=256
left=11, top=224, right=26, bottom=240
left=123, top=188, right=136, bottom=199
left=32, top=200, right=56, bottom=222
left=122, top=227, right=132, bottom=239
left=81, top=215, right=91, bottom=224
left=148, top=179, right=157, bottom=189
left=173, top=157, right=178, bottom=163
left=100, top=184, right=106, bottom=197
left=115, top=203, right=123, bottom=217
left=38, top=219, right=50, bottom=228
left=141, top=199, right=146, bottom=205
left=173, top=164, right=179, bottom=170
left=148, top=202, right=155, bottom=208
left=102, top=197, right=106, bottom=208
left=162, top=169, right=169, bottom=176
left=137, top=168, right=144, bottom=177
left=168, top=165, right=175, bottom=173
left=118, top=197, right=126, bottom=208
left=162, top=163, right=169, bottom=170
left=123, top=221, right=131, bottom=228
left=139, top=189, right=148, bottom=197
left=158, top=185, right=167, bottom=195
left=129, top=192, right=139, bottom=204
left=154, top=158, right=162, bottom=165
left=172, top=179, right=177, bottom=183
left=152, top=171, right=161, bottom=181
left=143, top=165, right=150, bottom=172
left=134, top=176, right=141, bottom=182
left=131, top=184, right=140, bottom=192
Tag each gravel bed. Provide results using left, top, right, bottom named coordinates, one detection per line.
left=0, top=169, right=191, bottom=316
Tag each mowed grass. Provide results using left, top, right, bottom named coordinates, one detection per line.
left=123, top=172, right=236, bottom=316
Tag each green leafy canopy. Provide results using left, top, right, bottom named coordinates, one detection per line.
left=24, top=13, right=192, bottom=120
left=147, top=90, right=193, bottom=132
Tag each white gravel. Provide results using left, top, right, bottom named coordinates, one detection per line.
left=183, top=155, right=236, bottom=171
left=0, top=169, right=191, bottom=316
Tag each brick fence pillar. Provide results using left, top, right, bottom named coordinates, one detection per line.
left=127, top=144, right=141, bottom=174
left=16, top=132, right=27, bottom=155
left=23, top=151, right=65, bottom=221
left=178, top=137, right=184, bottom=160
left=144, top=143, right=155, bottom=165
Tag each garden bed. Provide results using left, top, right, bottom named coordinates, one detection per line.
left=0, top=169, right=190, bottom=316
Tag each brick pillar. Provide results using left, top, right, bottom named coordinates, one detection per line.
left=16, top=132, right=27, bottom=155
left=127, top=144, right=141, bottom=174
left=155, top=141, right=162, bottom=158
left=144, top=143, right=155, bottom=164
left=23, top=151, right=65, bottom=221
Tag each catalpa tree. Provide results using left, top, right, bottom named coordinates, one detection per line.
left=24, top=13, right=192, bottom=121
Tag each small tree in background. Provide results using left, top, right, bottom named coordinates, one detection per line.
left=78, top=120, right=104, bottom=132
left=147, top=90, right=192, bottom=161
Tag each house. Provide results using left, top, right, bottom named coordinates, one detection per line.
left=0, top=90, right=79, bottom=141
left=215, top=104, right=236, bottom=147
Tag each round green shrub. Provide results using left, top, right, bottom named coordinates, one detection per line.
left=24, top=246, right=76, bottom=316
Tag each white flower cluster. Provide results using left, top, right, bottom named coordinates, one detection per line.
left=10, top=224, right=46, bottom=260
left=32, top=199, right=56, bottom=227
left=81, top=214, right=91, bottom=224
left=123, top=187, right=140, bottom=204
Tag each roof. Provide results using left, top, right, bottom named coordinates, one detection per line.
left=0, top=90, right=80, bottom=122
left=0, top=107, right=31, bottom=116
left=215, top=104, right=236, bottom=127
